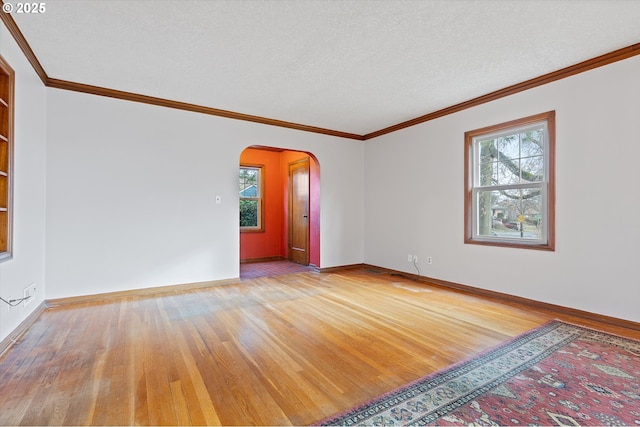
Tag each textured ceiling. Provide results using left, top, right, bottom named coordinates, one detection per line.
left=5, top=0, right=640, bottom=136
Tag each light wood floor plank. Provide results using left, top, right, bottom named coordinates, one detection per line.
left=0, top=268, right=638, bottom=425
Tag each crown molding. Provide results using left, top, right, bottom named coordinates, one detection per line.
left=1, top=2, right=639, bottom=141
left=363, top=42, right=640, bottom=140
left=45, top=78, right=364, bottom=140
left=0, top=1, right=48, bottom=84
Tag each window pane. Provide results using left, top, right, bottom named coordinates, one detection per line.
left=521, top=155, right=544, bottom=182
left=476, top=188, right=543, bottom=240
left=478, top=139, right=497, bottom=186
left=239, top=168, right=259, bottom=196
left=478, top=129, right=545, bottom=186
left=497, top=136, right=520, bottom=161
left=496, top=159, right=521, bottom=185
left=240, top=199, right=258, bottom=227
left=520, top=130, right=544, bottom=157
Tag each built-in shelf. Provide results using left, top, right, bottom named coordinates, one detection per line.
left=0, top=55, right=13, bottom=260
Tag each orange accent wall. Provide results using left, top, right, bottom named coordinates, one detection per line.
left=309, top=157, right=320, bottom=267
left=239, top=148, right=284, bottom=260
left=239, top=148, right=320, bottom=267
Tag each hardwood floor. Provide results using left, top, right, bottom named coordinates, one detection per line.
left=240, top=260, right=316, bottom=279
left=0, top=267, right=637, bottom=425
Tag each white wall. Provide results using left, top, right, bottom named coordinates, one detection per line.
left=45, top=89, right=364, bottom=299
left=0, top=27, right=47, bottom=341
left=365, top=55, right=640, bottom=323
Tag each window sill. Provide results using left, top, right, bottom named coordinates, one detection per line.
left=464, top=238, right=555, bottom=251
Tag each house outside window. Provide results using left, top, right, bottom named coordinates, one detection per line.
left=464, top=111, right=555, bottom=251
left=239, top=165, right=264, bottom=232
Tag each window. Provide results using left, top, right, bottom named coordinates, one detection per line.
left=0, top=56, right=14, bottom=261
left=239, top=165, right=264, bottom=232
left=465, top=111, right=555, bottom=250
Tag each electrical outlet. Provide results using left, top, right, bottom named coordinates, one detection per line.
left=412, top=255, right=418, bottom=263
left=408, top=254, right=412, bottom=262
left=23, top=283, right=36, bottom=307
left=427, top=256, right=433, bottom=265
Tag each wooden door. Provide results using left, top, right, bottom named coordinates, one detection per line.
left=288, top=158, right=309, bottom=265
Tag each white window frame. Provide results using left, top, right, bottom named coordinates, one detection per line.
left=464, top=111, right=555, bottom=251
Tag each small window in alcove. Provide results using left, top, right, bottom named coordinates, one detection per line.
left=239, top=165, right=264, bottom=232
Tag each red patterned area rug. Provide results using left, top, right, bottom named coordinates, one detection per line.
left=316, top=321, right=640, bottom=426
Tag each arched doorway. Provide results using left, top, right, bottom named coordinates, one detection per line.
left=238, top=146, right=320, bottom=278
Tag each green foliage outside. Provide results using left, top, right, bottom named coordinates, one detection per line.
left=240, top=167, right=260, bottom=227
left=240, top=199, right=258, bottom=227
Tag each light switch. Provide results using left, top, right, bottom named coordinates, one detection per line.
left=215, top=195, right=222, bottom=204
